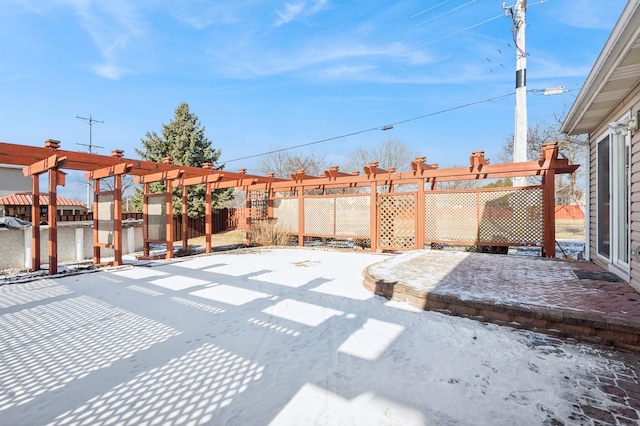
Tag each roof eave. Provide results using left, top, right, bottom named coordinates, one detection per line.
left=561, top=1, right=640, bottom=136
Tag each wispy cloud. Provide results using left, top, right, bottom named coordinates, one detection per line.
left=207, top=35, right=438, bottom=81
left=53, top=0, right=151, bottom=79
left=4, top=72, right=38, bottom=82
left=555, top=0, right=626, bottom=30
left=9, top=0, right=43, bottom=14
left=318, top=64, right=378, bottom=79
left=275, top=0, right=329, bottom=27
left=168, top=1, right=244, bottom=29
left=529, top=56, right=593, bottom=81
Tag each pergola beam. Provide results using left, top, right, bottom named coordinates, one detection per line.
left=22, top=154, right=67, bottom=176
left=84, top=163, right=133, bottom=180
left=134, top=169, right=184, bottom=184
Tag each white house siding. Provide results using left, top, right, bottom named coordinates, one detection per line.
left=0, top=165, right=30, bottom=200
left=631, top=105, right=640, bottom=291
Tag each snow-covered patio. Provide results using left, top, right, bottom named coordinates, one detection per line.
left=1, top=248, right=639, bottom=425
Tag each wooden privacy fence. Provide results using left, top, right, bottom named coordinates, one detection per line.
left=171, top=209, right=239, bottom=241
left=239, top=144, right=579, bottom=257
left=249, top=185, right=545, bottom=251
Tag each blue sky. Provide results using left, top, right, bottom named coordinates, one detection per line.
left=1, top=0, right=628, bottom=199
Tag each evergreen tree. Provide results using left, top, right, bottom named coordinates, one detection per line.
left=131, top=103, right=233, bottom=217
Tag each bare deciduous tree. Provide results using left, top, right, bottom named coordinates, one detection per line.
left=257, top=150, right=331, bottom=179
left=500, top=115, right=587, bottom=212
left=342, top=138, right=416, bottom=174
left=436, top=166, right=478, bottom=190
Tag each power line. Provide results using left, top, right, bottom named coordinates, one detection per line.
left=224, top=87, right=574, bottom=165
left=410, top=0, right=453, bottom=19
left=412, top=1, right=549, bottom=50
left=224, top=92, right=517, bottom=164
left=415, top=14, right=504, bottom=49
left=415, top=0, right=477, bottom=27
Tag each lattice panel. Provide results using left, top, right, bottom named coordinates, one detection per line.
left=425, top=192, right=477, bottom=242
left=97, top=192, right=114, bottom=245
left=147, top=194, right=166, bottom=241
left=304, top=198, right=335, bottom=235
left=379, top=194, right=416, bottom=249
left=335, top=196, right=370, bottom=237
left=478, top=188, right=543, bottom=244
left=273, top=198, right=298, bottom=233
left=249, top=190, right=269, bottom=220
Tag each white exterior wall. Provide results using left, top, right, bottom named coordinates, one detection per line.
left=0, top=164, right=31, bottom=200
left=0, top=223, right=144, bottom=270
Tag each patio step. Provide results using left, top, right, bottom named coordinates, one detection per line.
left=363, top=259, right=640, bottom=353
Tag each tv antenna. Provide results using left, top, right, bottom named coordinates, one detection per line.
left=76, top=114, right=104, bottom=154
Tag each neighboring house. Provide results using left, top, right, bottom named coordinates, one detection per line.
left=0, top=193, right=88, bottom=220
left=0, top=164, right=31, bottom=198
left=561, top=0, right=640, bottom=287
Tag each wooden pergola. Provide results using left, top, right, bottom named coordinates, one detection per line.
left=0, top=139, right=279, bottom=274
left=0, top=139, right=578, bottom=275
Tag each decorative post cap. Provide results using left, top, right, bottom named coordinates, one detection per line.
left=162, top=157, right=174, bottom=165
left=111, top=149, right=124, bottom=158
left=45, top=139, right=60, bottom=150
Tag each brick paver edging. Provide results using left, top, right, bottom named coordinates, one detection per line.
left=362, top=270, right=640, bottom=353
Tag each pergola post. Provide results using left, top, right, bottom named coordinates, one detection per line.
left=182, top=185, right=188, bottom=252
left=143, top=182, right=150, bottom=258
left=48, top=167, right=58, bottom=274
left=267, top=176, right=275, bottom=235
left=416, top=178, right=425, bottom=250
left=93, top=179, right=101, bottom=264
left=297, top=182, right=304, bottom=247
left=205, top=181, right=212, bottom=254
left=541, top=143, right=558, bottom=258
left=31, top=175, right=40, bottom=271
left=165, top=175, right=174, bottom=259
left=113, top=173, right=123, bottom=265
left=542, top=169, right=556, bottom=258
left=369, top=181, right=377, bottom=252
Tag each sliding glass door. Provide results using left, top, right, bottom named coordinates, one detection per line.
left=597, top=131, right=629, bottom=270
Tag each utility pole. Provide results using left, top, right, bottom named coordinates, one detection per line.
left=76, top=114, right=104, bottom=212
left=76, top=114, right=104, bottom=154
left=505, top=0, right=527, bottom=187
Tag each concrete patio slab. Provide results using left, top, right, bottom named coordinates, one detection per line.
left=2, top=248, right=640, bottom=425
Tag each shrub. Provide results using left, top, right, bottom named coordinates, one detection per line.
left=249, top=220, right=290, bottom=247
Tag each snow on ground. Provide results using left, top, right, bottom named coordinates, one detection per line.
left=0, top=248, right=631, bottom=425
